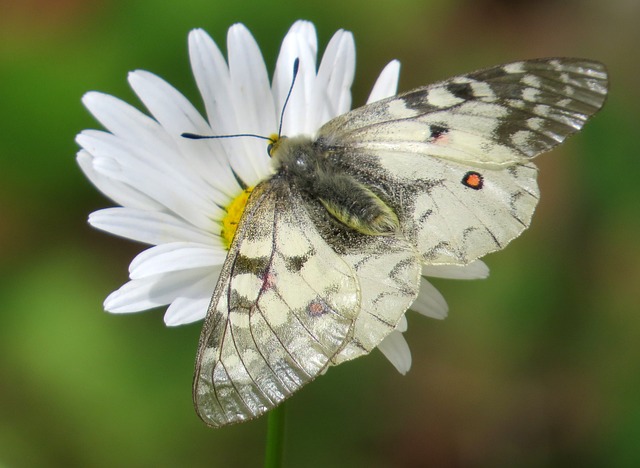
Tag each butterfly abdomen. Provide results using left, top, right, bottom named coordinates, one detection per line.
left=315, top=174, right=399, bottom=236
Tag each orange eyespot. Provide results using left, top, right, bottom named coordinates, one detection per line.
left=462, top=171, right=483, bottom=190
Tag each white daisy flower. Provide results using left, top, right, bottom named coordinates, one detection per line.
left=77, top=20, right=488, bottom=376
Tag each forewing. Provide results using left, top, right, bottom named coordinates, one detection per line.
left=317, top=58, right=608, bottom=265
left=318, top=58, right=608, bottom=165
left=193, top=179, right=360, bottom=427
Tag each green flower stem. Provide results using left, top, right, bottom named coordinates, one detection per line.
left=264, top=402, right=286, bottom=468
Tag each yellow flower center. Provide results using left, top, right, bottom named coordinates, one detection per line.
left=221, top=186, right=254, bottom=249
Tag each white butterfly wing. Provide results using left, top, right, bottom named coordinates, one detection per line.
left=318, top=58, right=608, bottom=264
left=193, top=179, right=361, bottom=427
left=194, top=177, right=423, bottom=426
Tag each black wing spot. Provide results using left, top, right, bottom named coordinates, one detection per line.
left=447, top=82, right=474, bottom=100
left=470, top=67, right=509, bottom=81
left=462, top=171, right=484, bottom=190
left=233, top=254, right=269, bottom=275
left=284, top=254, right=309, bottom=272
left=430, top=124, right=449, bottom=140
left=401, top=90, right=426, bottom=109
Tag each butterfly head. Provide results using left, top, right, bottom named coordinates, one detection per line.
left=267, top=133, right=287, bottom=157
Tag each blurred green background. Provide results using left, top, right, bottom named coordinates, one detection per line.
left=1, top=0, right=639, bottom=466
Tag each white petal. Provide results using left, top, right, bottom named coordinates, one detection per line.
left=311, top=29, right=355, bottom=128
left=273, top=20, right=318, bottom=136
left=396, top=314, right=408, bottom=333
left=272, top=20, right=317, bottom=107
left=188, top=28, right=272, bottom=188
left=88, top=208, right=217, bottom=246
left=127, top=70, right=243, bottom=199
left=77, top=150, right=163, bottom=211
left=129, top=242, right=226, bottom=279
left=164, top=295, right=211, bottom=326
left=227, top=24, right=276, bottom=136
left=378, top=331, right=412, bottom=375
left=104, top=267, right=214, bottom=313
left=77, top=130, right=221, bottom=230
left=367, top=60, right=401, bottom=104
left=188, top=29, right=233, bottom=132
left=411, top=278, right=449, bottom=319
left=83, top=92, right=207, bottom=191
left=164, top=266, right=222, bottom=325
left=422, top=260, right=490, bottom=280
left=128, top=70, right=210, bottom=137
left=226, top=23, right=277, bottom=184
left=82, top=91, right=162, bottom=144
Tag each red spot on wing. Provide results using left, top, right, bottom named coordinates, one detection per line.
left=261, top=272, right=276, bottom=292
left=307, top=299, right=329, bottom=317
left=433, top=133, right=449, bottom=144
left=462, top=171, right=483, bottom=190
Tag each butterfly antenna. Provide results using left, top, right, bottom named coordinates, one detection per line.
left=278, top=58, right=300, bottom=137
left=182, top=58, right=299, bottom=142
left=181, top=132, right=273, bottom=141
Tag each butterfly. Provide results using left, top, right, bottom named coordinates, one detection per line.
left=191, top=58, right=608, bottom=427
